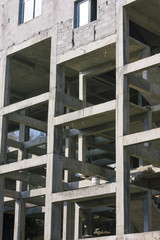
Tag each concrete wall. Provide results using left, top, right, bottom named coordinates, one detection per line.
left=57, top=0, right=116, bottom=55
left=1, top=0, right=55, bottom=51
left=0, top=0, right=116, bottom=54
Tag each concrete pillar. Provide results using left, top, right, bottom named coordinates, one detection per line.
left=0, top=177, right=4, bottom=240
left=44, top=31, right=64, bottom=240
left=116, top=4, right=130, bottom=236
left=0, top=52, right=9, bottom=240
left=13, top=111, right=28, bottom=240
left=144, top=191, right=152, bottom=232
left=74, top=203, right=80, bottom=240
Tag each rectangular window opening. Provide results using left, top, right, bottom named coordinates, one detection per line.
left=19, top=0, right=42, bottom=24
left=74, top=0, right=97, bottom=28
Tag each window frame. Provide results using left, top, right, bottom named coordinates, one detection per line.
left=19, top=0, right=42, bottom=24
left=74, top=0, right=97, bottom=28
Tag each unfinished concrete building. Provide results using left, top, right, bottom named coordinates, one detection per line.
left=0, top=0, right=160, bottom=239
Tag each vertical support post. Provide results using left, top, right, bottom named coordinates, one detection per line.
left=14, top=111, right=27, bottom=240
left=144, top=190, right=152, bottom=232
left=63, top=82, right=75, bottom=240
left=74, top=203, right=81, bottom=240
left=44, top=30, right=64, bottom=240
left=0, top=52, right=9, bottom=240
left=139, top=47, right=150, bottom=166
left=78, top=72, right=86, bottom=163
left=116, top=3, right=130, bottom=236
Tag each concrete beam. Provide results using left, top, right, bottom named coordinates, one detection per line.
left=124, top=128, right=160, bottom=146
left=4, top=172, right=45, bottom=187
left=128, top=8, right=160, bottom=36
left=23, top=136, right=47, bottom=149
left=79, top=231, right=160, bottom=240
left=54, top=100, right=116, bottom=126
left=4, top=189, right=20, bottom=199
left=129, top=144, right=160, bottom=167
left=57, top=34, right=116, bottom=64
left=55, top=154, right=115, bottom=181
left=52, top=183, right=116, bottom=202
left=0, top=92, right=50, bottom=116
left=0, top=155, right=47, bottom=175
left=7, top=139, right=23, bottom=149
left=57, top=91, right=91, bottom=111
left=124, top=53, right=160, bottom=75
left=8, top=113, right=47, bottom=132
left=21, top=188, right=46, bottom=199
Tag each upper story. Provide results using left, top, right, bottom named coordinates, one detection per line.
left=0, top=0, right=116, bottom=55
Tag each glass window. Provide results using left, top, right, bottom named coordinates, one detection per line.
left=35, top=0, right=42, bottom=18
left=79, top=0, right=89, bottom=27
left=19, top=0, right=42, bottom=24
left=24, top=0, right=34, bottom=23
left=74, top=0, right=97, bottom=28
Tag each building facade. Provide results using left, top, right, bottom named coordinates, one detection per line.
left=0, top=0, right=160, bottom=239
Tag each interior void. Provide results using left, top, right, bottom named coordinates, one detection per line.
left=8, top=38, right=51, bottom=105
left=7, top=102, right=48, bottom=165
left=127, top=0, right=160, bottom=61
left=77, top=197, right=116, bottom=238
left=128, top=137, right=160, bottom=233
left=127, top=65, right=160, bottom=134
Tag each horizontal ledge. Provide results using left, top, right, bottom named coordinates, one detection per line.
left=57, top=91, right=91, bottom=110
left=124, top=53, right=160, bottom=75
left=4, top=189, right=20, bottom=199
left=8, top=113, right=47, bottom=132
left=54, top=100, right=116, bottom=126
left=0, top=155, right=47, bottom=175
left=123, top=128, right=160, bottom=146
left=79, top=236, right=116, bottom=240
left=7, top=28, right=54, bottom=56
left=129, top=144, right=160, bottom=167
left=52, top=182, right=116, bottom=202
left=79, top=231, right=160, bottom=240
left=57, top=34, right=116, bottom=64
left=0, top=92, right=51, bottom=116
left=21, top=188, right=46, bottom=199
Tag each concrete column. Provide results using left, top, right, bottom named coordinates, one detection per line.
left=78, top=72, right=86, bottom=163
left=0, top=52, right=9, bottom=240
left=144, top=191, right=152, bottom=232
left=63, top=82, right=75, bottom=240
left=139, top=47, right=150, bottom=166
left=44, top=31, right=64, bottom=240
left=74, top=203, right=80, bottom=240
left=13, top=111, right=28, bottom=240
left=116, top=4, right=130, bottom=236
left=0, top=177, right=4, bottom=240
